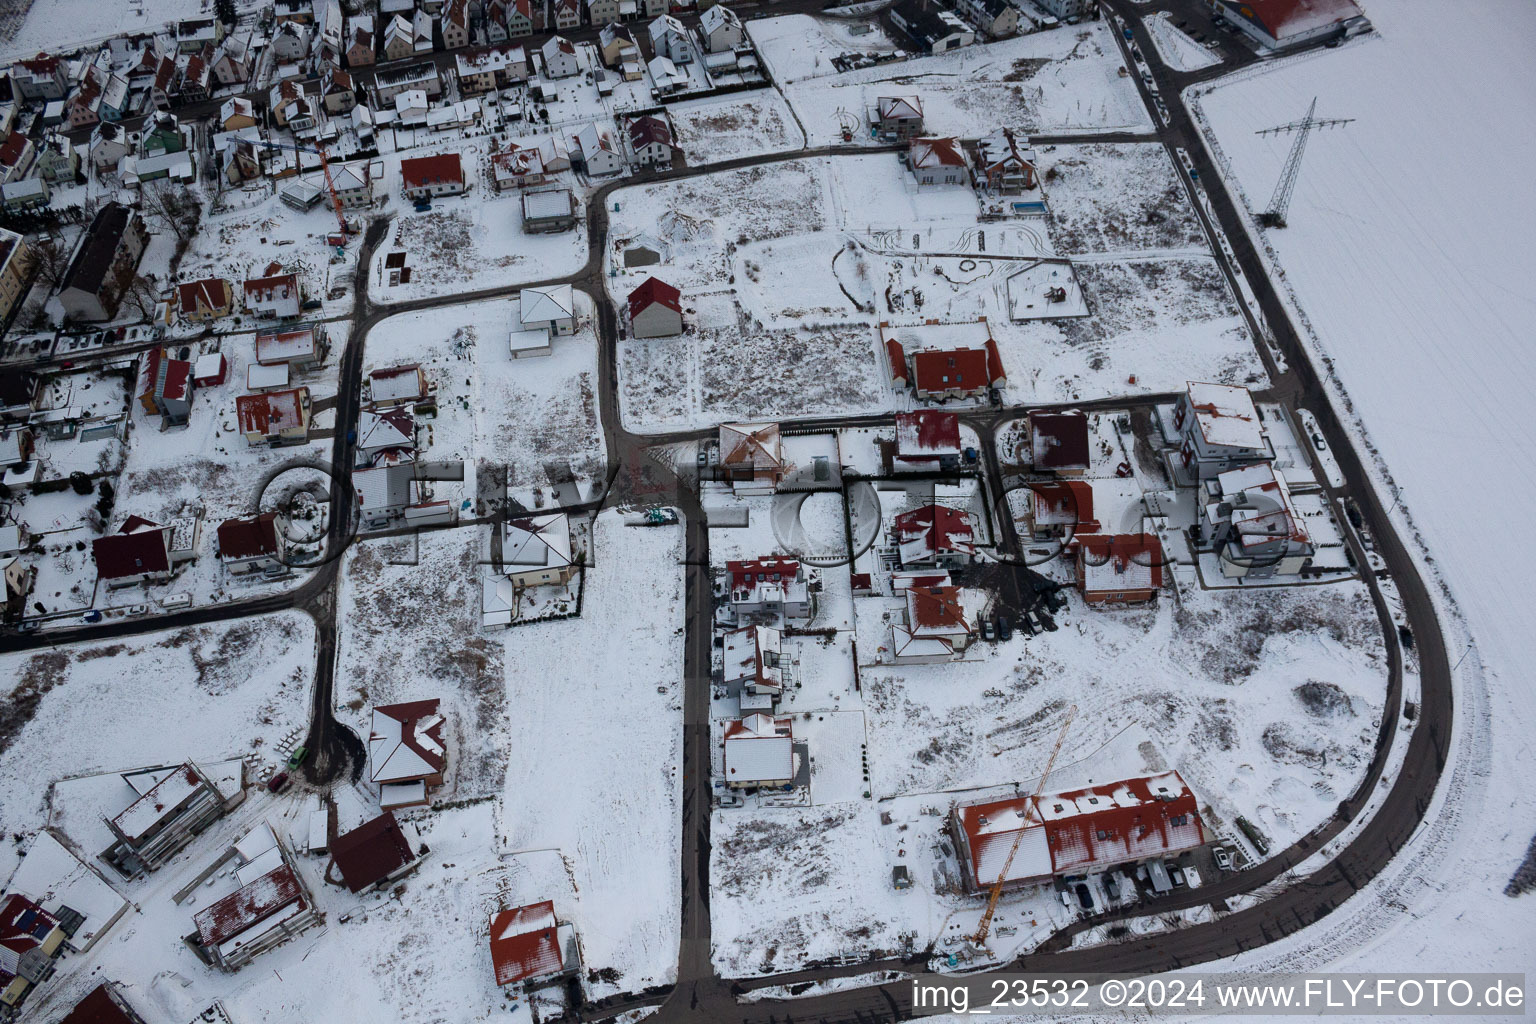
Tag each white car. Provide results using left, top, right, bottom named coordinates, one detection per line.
left=1213, top=846, right=1233, bottom=870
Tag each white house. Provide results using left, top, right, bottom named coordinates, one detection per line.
left=502, top=512, right=576, bottom=587
left=572, top=122, right=625, bottom=176
left=540, top=36, right=580, bottom=78
left=647, top=14, right=690, bottom=62
left=699, top=4, right=743, bottom=52
left=519, top=283, right=576, bottom=335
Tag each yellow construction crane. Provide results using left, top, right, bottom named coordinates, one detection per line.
left=972, top=703, right=1078, bottom=949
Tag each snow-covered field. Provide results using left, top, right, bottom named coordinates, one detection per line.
left=1193, top=0, right=1536, bottom=975
left=0, top=612, right=315, bottom=883
left=0, top=0, right=206, bottom=58
left=1038, top=142, right=1208, bottom=254
left=752, top=18, right=1152, bottom=145
left=668, top=90, right=805, bottom=165
left=364, top=296, right=605, bottom=507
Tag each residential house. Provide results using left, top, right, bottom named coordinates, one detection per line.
left=894, top=503, right=975, bottom=568
left=0, top=894, right=65, bottom=1015
left=330, top=812, right=426, bottom=891
left=503, top=0, right=535, bottom=37
left=724, top=557, right=811, bottom=620
left=647, top=14, right=690, bottom=62
left=136, top=346, right=195, bottom=425
left=89, top=122, right=129, bottom=172
left=1027, top=480, right=1096, bottom=538
left=354, top=462, right=416, bottom=527
left=627, top=114, right=675, bottom=168
left=700, top=3, right=743, bottom=52
left=518, top=283, right=576, bottom=335
left=33, top=134, right=78, bottom=184
left=243, top=271, right=303, bottom=319
left=0, top=430, right=31, bottom=471
left=890, top=0, right=973, bottom=52
left=0, top=230, right=32, bottom=325
left=50, top=203, right=148, bottom=323
left=100, top=761, right=238, bottom=875
left=1027, top=409, right=1089, bottom=474
left=314, top=0, right=346, bottom=65
left=908, top=136, right=968, bottom=186
left=272, top=18, right=313, bottom=60
left=502, top=513, right=575, bottom=587
left=642, top=0, right=668, bottom=16
left=146, top=54, right=177, bottom=112
left=176, top=18, right=223, bottom=53
left=177, top=277, right=234, bottom=322
left=491, top=141, right=546, bottom=191
left=175, top=51, right=211, bottom=104
left=571, top=122, right=624, bottom=175
left=320, top=68, right=356, bottom=113
left=0, top=133, right=35, bottom=183
left=98, top=72, right=132, bottom=120
left=57, top=983, right=151, bottom=1024
left=489, top=902, right=580, bottom=987
left=951, top=772, right=1206, bottom=892
left=273, top=0, right=313, bottom=22
left=719, top=422, right=787, bottom=492
left=358, top=406, right=415, bottom=462
left=723, top=713, right=795, bottom=788
left=193, top=352, right=227, bottom=387
left=411, top=8, right=436, bottom=52
left=552, top=0, right=581, bottom=29
left=346, top=25, right=376, bottom=67
left=216, top=513, right=286, bottom=574
left=236, top=388, right=312, bottom=445
left=368, top=363, right=434, bottom=410
left=268, top=79, right=320, bottom=129
left=382, top=14, right=415, bottom=61
left=1, top=178, right=49, bottom=211
left=1035, top=0, right=1092, bottom=18
left=587, top=0, right=621, bottom=25
left=0, top=372, right=40, bottom=424
left=13, top=54, right=70, bottom=101
left=627, top=276, right=682, bottom=338
left=721, top=624, right=786, bottom=701
left=893, top=409, right=962, bottom=471
left=400, top=152, right=465, bottom=198
left=219, top=96, right=258, bottom=131
left=1168, top=381, right=1273, bottom=481
left=540, top=35, right=580, bottom=78
left=966, top=0, right=1018, bottom=36
left=598, top=23, right=638, bottom=67
left=975, top=127, right=1036, bottom=192
left=373, top=61, right=442, bottom=103
left=646, top=54, right=688, bottom=94
left=1076, top=532, right=1164, bottom=604
left=2, top=554, right=33, bottom=616
left=190, top=848, right=318, bottom=971
left=520, top=187, right=576, bottom=233
left=890, top=584, right=972, bottom=662
left=873, top=95, right=923, bottom=141
left=1199, top=462, right=1313, bottom=578
left=212, top=33, right=254, bottom=85
left=330, top=163, right=373, bottom=208
left=441, top=0, right=472, bottom=48
left=369, top=699, right=447, bottom=808
left=256, top=325, right=329, bottom=371
left=456, top=44, right=528, bottom=93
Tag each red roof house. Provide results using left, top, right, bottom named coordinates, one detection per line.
left=627, top=276, right=682, bottom=338
left=177, top=277, right=234, bottom=320
left=369, top=699, right=446, bottom=807
left=893, top=504, right=975, bottom=567
left=0, top=893, right=63, bottom=1005
left=58, top=982, right=146, bottom=1024
left=329, top=811, right=421, bottom=892
left=92, top=516, right=173, bottom=583
left=400, top=153, right=465, bottom=198
left=1027, top=410, right=1089, bottom=474
left=894, top=410, right=961, bottom=467
left=191, top=861, right=316, bottom=969
left=1074, top=533, right=1163, bottom=605
left=489, top=901, right=573, bottom=986
left=910, top=341, right=1004, bottom=400
left=217, top=512, right=283, bottom=569
left=1028, top=480, right=1097, bottom=534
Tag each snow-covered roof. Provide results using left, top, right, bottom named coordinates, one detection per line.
left=1184, top=381, right=1264, bottom=449
left=519, top=283, right=574, bottom=326
left=369, top=699, right=446, bottom=785
left=489, top=901, right=566, bottom=985
left=358, top=407, right=415, bottom=453
left=722, top=714, right=793, bottom=783
left=192, top=862, right=307, bottom=949
left=895, top=410, right=960, bottom=458
left=503, top=512, right=573, bottom=571
left=369, top=364, right=426, bottom=405
left=719, top=422, right=782, bottom=470
left=877, top=95, right=922, bottom=121
left=481, top=575, right=515, bottom=627
left=110, top=763, right=205, bottom=841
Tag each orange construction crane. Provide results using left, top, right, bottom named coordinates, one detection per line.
left=972, top=703, right=1078, bottom=949
left=235, top=135, right=353, bottom=236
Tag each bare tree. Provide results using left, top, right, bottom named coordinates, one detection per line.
left=28, top=236, right=72, bottom=289
left=120, top=274, right=161, bottom=322
left=141, top=182, right=204, bottom=246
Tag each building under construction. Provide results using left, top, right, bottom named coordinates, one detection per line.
left=950, top=771, right=1207, bottom=893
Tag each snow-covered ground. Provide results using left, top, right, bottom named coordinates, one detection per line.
left=364, top=295, right=605, bottom=508
left=1192, top=0, right=1536, bottom=975
left=751, top=18, right=1152, bottom=145
left=0, top=612, right=315, bottom=883
left=1145, top=12, right=1220, bottom=73
left=668, top=90, right=806, bottom=165
left=0, top=0, right=206, bottom=59
left=1037, top=142, right=1208, bottom=254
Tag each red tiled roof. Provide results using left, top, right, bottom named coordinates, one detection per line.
left=1029, top=411, right=1088, bottom=470
left=489, top=901, right=565, bottom=986
left=372, top=698, right=446, bottom=778
left=627, top=276, right=680, bottom=321
left=1238, top=0, right=1363, bottom=37
left=243, top=272, right=299, bottom=301
left=627, top=114, right=672, bottom=150
left=59, top=983, right=141, bottom=1024
left=1076, top=533, right=1163, bottom=591
left=894, top=410, right=959, bottom=457
left=886, top=338, right=908, bottom=382
left=193, top=863, right=306, bottom=947
left=217, top=512, right=280, bottom=559
left=725, top=558, right=799, bottom=589
left=911, top=347, right=990, bottom=395
left=236, top=387, right=307, bottom=436
left=908, top=584, right=965, bottom=629
left=0, top=893, right=57, bottom=975
left=161, top=357, right=191, bottom=401
left=895, top=504, right=974, bottom=555
left=1031, top=480, right=1096, bottom=531
left=178, top=277, right=230, bottom=313
left=400, top=152, right=463, bottom=190
left=92, top=519, right=169, bottom=579
left=909, top=136, right=965, bottom=168
left=0, top=133, right=29, bottom=168
left=330, top=812, right=417, bottom=892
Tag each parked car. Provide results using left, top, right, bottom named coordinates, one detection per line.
left=1213, top=846, right=1233, bottom=871
left=267, top=771, right=291, bottom=793
left=286, top=745, right=309, bottom=769
left=1074, top=882, right=1094, bottom=912
left=1060, top=888, right=1074, bottom=910
left=1103, top=873, right=1120, bottom=902
left=81, top=609, right=103, bottom=623
left=979, top=618, right=996, bottom=642
left=996, top=616, right=1012, bottom=641
left=1168, top=864, right=1186, bottom=887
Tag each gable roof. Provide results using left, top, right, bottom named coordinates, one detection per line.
left=59, top=202, right=135, bottom=297
left=399, top=152, right=463, bottom=189
left=627, top=114, right=672, bottom=150
left=91, top=517, right=169, bottom=579
left=217, top=513, right=280, bottom=559
left=236, top=387, right=308, bottom=436
left=626, top=276, right=680, bottom=320
left=894, top=410, right=960, bottom=458
left=192, top=862, right=306, bottom=948
left=177, top=276, right=230, bottom=312
left=330, top=811, right=417, bottom=892
left=489, top=901, right=565, bottom=985
left=58, top=984, right=141, bottom=1024
left=909, top=136, right=965, bottom=169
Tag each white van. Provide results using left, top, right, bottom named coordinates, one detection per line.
left=160, top=593, right=192, bottom=610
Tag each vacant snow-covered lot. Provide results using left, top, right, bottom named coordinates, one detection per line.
left=1038, top=142, right=1208, bottom=254
left=668, top=91, right=805, bottom=165
left=1194, top=0, right=1536, bottom=976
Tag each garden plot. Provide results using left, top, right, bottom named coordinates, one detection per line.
left=765, top=21, right=1152, bottom=146
left=499, top=512, right=684, bottom=994
left=1038, top=142, right=1208, bottom=254
left=365, top=296, right=604, bottom=509
left=668, top=90, right=805, bottom=165
left=990, top=257, right=1265, bottom=403
left=336, top=530, right=508, bottom=800
left=859, top=582, right=1386, bottom=854
left=0, top=612, right=314, bottom=882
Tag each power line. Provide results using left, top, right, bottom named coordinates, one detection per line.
left=1255, top=97, right=1354, bottom=228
